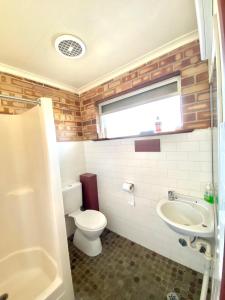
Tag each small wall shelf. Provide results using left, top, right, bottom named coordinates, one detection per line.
left=92, top=129, right=194, bottom=142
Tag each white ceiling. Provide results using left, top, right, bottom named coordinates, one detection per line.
left=0, top=0, right=197, bottom=93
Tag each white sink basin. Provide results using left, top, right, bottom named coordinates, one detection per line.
left=157, top=195, right=214, bottom=237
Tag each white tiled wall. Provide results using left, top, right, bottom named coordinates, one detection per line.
left=84, top=129, right=212, bottom=273
left=57, top=142, right=86, bottom=236
left=57, top=141, right=86, bottom=185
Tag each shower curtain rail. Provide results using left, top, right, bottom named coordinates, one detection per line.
left=0, top=94, right=41, bottom=105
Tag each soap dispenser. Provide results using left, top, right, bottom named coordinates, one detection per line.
left=204, top=183, right=214, bottom=204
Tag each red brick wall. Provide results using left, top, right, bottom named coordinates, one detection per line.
left=0, top=73, right=82, bottom=141
left=80, top=40, right=210, bottom=140
left=0, top=40, right=210, bottom=142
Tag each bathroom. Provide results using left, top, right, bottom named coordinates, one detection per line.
left=0, top=0, right=224, bottom=299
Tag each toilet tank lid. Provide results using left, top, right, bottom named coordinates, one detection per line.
left=62, top=182, right=81, bottom=192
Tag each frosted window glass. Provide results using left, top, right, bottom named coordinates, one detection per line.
left=101, top=95, right=182, bottom=138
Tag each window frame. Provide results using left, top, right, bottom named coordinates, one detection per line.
left=98, top=76, right=182, bottom=138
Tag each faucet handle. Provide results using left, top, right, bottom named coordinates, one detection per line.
left=168, top=190, right=176, bottom=200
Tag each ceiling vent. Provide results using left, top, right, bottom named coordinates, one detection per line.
left=55, top=35, right=86, bottom=59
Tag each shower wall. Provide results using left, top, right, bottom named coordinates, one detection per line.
left=0, top=113, right=38, bottom=257
left=21, top=105, right=60, bottom=256
left=0, top=107, right=57, bottom=257
left=0, top=100, right=74, bottom=299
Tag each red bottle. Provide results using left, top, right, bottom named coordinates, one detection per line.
left=155, top=116, right=162, bottom=132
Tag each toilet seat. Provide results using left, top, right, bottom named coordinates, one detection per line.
left=75, top=209, right=107, bottom=231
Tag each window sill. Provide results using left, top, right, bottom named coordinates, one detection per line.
left=92, top=129, right=194, bottom=141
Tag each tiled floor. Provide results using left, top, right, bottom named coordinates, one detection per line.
left=68, top=229, right=211, bottom=300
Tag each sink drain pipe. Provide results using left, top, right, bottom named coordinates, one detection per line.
left=200, top=262, right=211, bottom=300
left=179, top=237, right=212, bottom=300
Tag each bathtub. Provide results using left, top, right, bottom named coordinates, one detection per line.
left=0, top=248, right=63, bottom=300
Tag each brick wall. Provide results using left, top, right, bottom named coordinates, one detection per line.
left=80, top=40, right=210, bottom=140
left=0, top=73, right=82, bottom=141
left=0, top=40, right=210, bottom=142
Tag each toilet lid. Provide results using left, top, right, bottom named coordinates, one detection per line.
left=75, top=210, right=107, bottom=231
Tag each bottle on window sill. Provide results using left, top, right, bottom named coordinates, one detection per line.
left=155, top=116, right=162, bottom=133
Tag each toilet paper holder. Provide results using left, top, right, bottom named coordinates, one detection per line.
left=122, top=182, right=134, bottom=193
left=122, top=182, right=135, bottom=207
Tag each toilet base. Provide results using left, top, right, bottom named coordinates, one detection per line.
left=73, top=229, right=102, bottom=257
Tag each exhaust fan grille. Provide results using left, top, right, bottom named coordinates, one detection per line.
left=55, top=35, right=85, bottom=59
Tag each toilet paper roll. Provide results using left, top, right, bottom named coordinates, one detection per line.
left=122, top=182, right=134, bottom=193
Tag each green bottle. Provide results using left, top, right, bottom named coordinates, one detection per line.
left=204, top=183, right=214, bottom=204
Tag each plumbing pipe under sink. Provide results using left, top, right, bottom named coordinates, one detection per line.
left=200, top=263, right=210, bottom=300
left=187, top=237, right=212, bottom=300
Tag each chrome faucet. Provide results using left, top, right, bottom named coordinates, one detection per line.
left=168, top=190, right=177, bottom=201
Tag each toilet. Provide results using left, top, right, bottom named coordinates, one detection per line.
left=62, top=182, right=107, bottom=257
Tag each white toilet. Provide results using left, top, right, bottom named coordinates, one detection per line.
left=62, top=182, right=107, bottom=257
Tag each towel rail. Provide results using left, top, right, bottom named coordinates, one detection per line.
left=0, top=94, right=41, bottom=105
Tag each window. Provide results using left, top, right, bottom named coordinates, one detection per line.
left=99, top=77, right=182, bottom=138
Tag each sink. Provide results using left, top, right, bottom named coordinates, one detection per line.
left=156, top=195, right=214, bottom=238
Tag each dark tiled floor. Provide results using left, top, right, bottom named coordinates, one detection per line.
left=68, top=229, right=211, bottom=300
